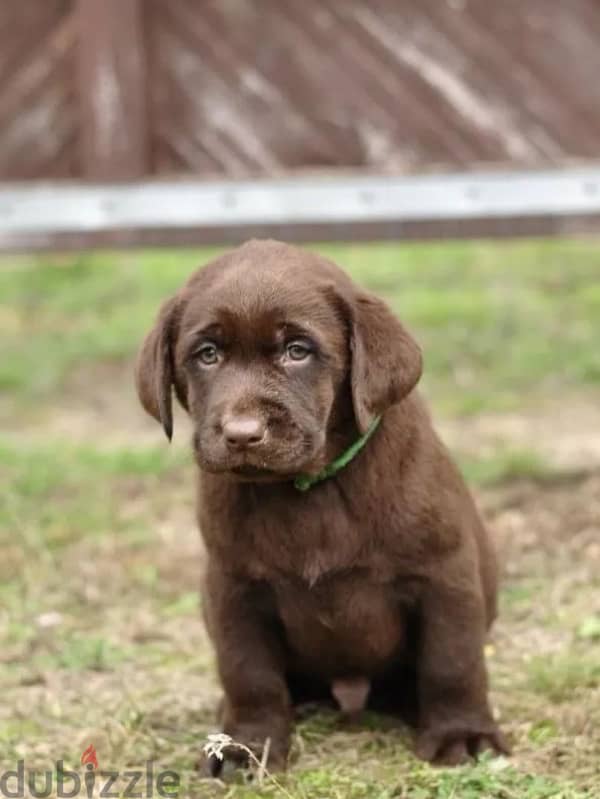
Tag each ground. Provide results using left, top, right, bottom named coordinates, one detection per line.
left=1, top=240, right=599, bottom=798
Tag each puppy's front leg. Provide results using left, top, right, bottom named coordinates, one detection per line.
left=203, top=563, right=291, bottom=776
left=415, top=556, right=509, bottom=765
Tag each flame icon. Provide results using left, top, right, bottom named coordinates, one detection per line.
left=81, top=743, right=98, bottom=769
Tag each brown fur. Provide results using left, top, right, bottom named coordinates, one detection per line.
left=135, top=240, right=508, bottom=773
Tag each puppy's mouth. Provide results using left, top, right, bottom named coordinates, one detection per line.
left=193, top=426, right=327, bottom=481
left=230, top=464, right=277, bottom=480
left=194, top=445, right=322, bottom=482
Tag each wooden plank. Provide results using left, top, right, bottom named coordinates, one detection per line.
left=76, top=0, right=148, bottom=180
left=144, top=0, right=600, bottom=177
left=0, top=2, right=78, bottom=180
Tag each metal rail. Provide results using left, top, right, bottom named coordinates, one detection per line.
left=2, top=167, right=600, bottom=249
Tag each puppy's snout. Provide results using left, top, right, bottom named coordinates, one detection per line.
left=222, top=415, right=266, bottom=449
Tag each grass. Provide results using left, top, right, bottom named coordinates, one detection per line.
left=459, top=448, right=553, bottom=486
left=202, top=734, right=589, bottom=799
left=1, top=239, right=600, bottom=798
left=1, top=239, right=600, bottom=414
left=526, top=654, right=600, bottom=704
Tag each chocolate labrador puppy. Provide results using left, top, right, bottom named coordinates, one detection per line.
left=135, top=240, right=508, bottom=772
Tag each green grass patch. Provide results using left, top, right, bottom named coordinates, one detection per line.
left=193, top=745, right=591, bottom=799
left=2, top=239, right=600, bottom=414
left=526, top=653, right=600, bottom=703
left=500, top=580, right=545, bottom=611
left=459, top=448, right=553, bottom=486
left=0, top=439, right=192, bottom=563
left=577, top=616, right=600, bottom=641
left=0, top=250, right=220, bottom=399
left=528, top=719, right=559, bottom=745
left=49, top=634, right=131, bottom=671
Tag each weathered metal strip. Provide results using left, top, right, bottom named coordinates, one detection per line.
left=2, top=167, right=600, bottom=247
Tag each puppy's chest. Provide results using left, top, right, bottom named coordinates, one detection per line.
left=273, top=571, right=407, bottom=675
left=239, top=498, right=396, bottom=584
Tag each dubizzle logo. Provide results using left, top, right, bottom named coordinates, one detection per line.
left=0, top=745, right=179, bottom=798
left=80, top=745, right=99, bottom=771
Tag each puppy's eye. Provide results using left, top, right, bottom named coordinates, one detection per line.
left=196, top=342, right=220, bottom=366
left=285, top=341, right=312, bottom=362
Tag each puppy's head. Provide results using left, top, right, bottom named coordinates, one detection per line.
left=135, top=240, right=422, bottom=481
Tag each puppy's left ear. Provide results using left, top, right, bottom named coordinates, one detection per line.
left=135, top=295, right=186, bottom=440
left=344, top=291, right=423, bottom=433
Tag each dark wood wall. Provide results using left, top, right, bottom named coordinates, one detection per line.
left=1, top=0, right=600, bottom=183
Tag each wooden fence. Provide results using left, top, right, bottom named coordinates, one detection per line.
left=1, top=0, right=600, bottom=248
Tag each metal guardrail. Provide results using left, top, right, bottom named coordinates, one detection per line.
left=2, top=167, right=600, bottom=249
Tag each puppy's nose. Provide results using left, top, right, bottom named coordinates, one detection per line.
left=222, top=416, right=266, bottom=449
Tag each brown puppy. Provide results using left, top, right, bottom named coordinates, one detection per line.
left=135, top=240, right=508, bottom=773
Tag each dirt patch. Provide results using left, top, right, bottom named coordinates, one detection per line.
left=440, top=394, right=600, bottom=472
left=481, top=472, right=600, bottom=789
left=486, top=471, right=600, bottom=577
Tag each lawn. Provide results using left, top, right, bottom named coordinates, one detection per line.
left=1, top=240, right=599, bottom=798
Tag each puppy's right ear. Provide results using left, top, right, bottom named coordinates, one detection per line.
left=328, top=284, right=422, bottom=434
left=135, top=296, right=182, bottom=441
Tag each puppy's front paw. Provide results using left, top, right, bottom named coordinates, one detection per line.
left=415, top=723, right=510, bottom=766
left=204, top=744, right=248, bottom=780
left=201, top=732, right=288, bottom=779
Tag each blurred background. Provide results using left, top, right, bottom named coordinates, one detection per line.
left=1, top=2, right=599, bottom=798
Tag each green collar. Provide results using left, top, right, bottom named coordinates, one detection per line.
left=294, top=415, right=382, bottom=491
